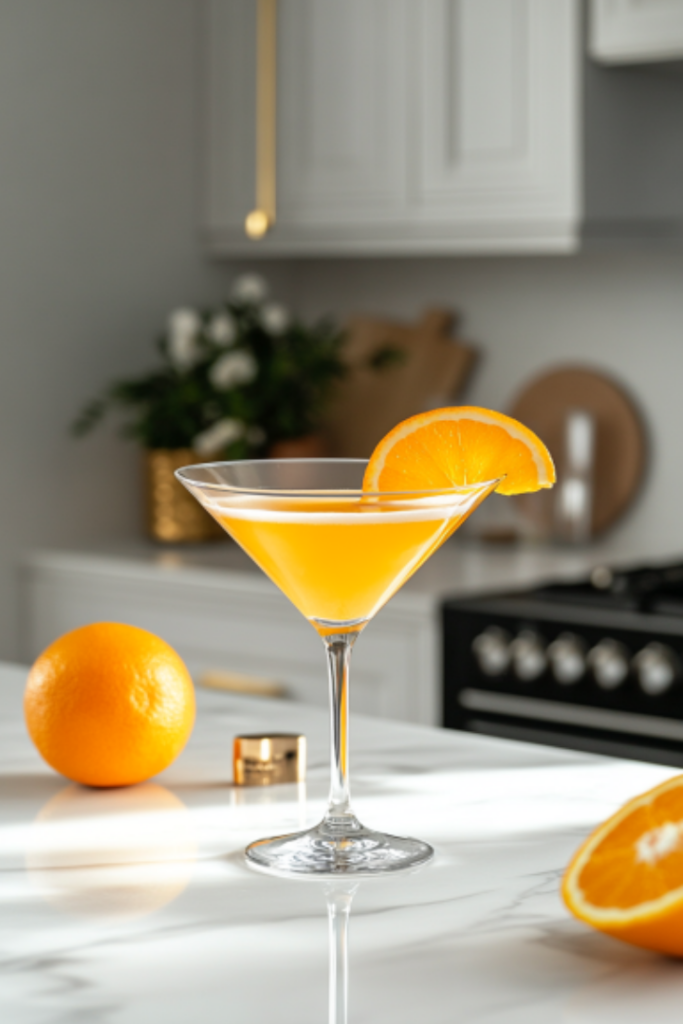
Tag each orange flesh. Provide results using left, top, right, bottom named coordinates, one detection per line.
left=576, top=787, right=683, bottom=910
left=562, top=774, right=683, bottom=959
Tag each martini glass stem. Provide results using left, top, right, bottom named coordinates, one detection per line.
left=323, top=632, right=360, bottom=828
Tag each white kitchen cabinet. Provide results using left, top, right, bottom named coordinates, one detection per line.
left=20, top=549, right=440, bottom=726
left=590, top=0, right=683, bottom=64
left=206, top=0, right=581, bottom=256
left=20, top=536, right=674, bottom=728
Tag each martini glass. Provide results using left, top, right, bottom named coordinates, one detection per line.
left=177, top=459, right=497, bottom=876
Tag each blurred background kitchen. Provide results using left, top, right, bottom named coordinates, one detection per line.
left=6, top=0, right=683, bottom=761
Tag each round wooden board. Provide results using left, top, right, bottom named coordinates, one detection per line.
left=509, top=366, right=646, bottom=536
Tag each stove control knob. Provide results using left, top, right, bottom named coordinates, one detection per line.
left=548, top=632, right=586, bottom=685
left=471, top=626, right=511, bottom=677
left=591, top=566, right=614, bottom=590
left=510, top=630, right=547, bottom=682
left=633, top=643, right=681, bottom=697
left=588, top=639, right=630, bottom=691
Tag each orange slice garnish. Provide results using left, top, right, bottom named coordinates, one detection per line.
left=363, top=406, right=555, bottom=496
left=563, top=774, right=683, bottom=957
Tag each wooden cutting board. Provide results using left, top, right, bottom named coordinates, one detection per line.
left=509, top=365, right=646, bottom=536
left=322, top=308, right=476, bottom=458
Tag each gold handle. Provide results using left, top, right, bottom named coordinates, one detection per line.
left=199, top=669, right=286, bottom=699
left=245, top=0, right=277, bottom=239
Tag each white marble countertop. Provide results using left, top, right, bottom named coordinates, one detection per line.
left=2, top=660, right=682, bottom=1023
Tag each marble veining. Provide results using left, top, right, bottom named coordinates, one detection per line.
left=0, top=661, right=681, bottom=1023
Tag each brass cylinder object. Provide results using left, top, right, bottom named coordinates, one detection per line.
left=233, top=734, right=306, bottom=786
left=145, top=449, right=224, bottom=543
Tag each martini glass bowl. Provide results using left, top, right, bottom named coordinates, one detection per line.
left=177, top=458, right=497, bottom=876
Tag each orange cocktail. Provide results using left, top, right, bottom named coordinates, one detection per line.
left=177, top=406, right=554, bottom=878
left=207, top=489, right=489, bottom=632
left=176, top=460, right=497, bottom=876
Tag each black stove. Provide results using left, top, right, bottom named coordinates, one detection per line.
left=442, top=559, right=683, bottom=767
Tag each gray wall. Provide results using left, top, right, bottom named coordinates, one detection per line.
left=0, top=1, right=226, bottom=659
left=287, top=251, right=683, bottom=556
left=3, top=1, right=683, bottom=664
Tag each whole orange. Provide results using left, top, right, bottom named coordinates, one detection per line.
left=25, top=623, right=196, bottom=788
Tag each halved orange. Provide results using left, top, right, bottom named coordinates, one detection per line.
left=363, top=406, right=555, bottom=496
left=563, top=774, right=683, bottom=957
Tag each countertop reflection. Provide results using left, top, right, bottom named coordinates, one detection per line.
left=0, top=661, right=680, bottom=1023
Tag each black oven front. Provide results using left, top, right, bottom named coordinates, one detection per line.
left=443, top=565, right=683, bottom=767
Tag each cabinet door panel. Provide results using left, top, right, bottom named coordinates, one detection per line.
left=591, top=0, right=683, bottom=63
left=278, top=0, right=408, bottom=224
left=416, top=0, right=579, bottom=224
left=453, top=0, right=527, bottom=162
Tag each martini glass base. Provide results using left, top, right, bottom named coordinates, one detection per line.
left=245, top=817, right=434, bottom=877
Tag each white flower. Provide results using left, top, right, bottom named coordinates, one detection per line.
left=167, top=308, right=201, bottom=371
left=209, top=350, right=258, bottom=391
left=246, top=425, right=267, bottom=447
left=207, top=312, right=237, bottom=347
left=231, top=273, right=268, bottom=305
left=193, top=418, right=244, bottom=456
left=169, top=308, right=200, bottom=337
left=260, top=302, right=290, bottom=337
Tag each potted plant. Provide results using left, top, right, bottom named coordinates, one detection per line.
left=74, top=274, right=345, bottom=542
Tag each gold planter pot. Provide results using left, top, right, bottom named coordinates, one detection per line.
left=145, top=449, right=224, bottom=543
